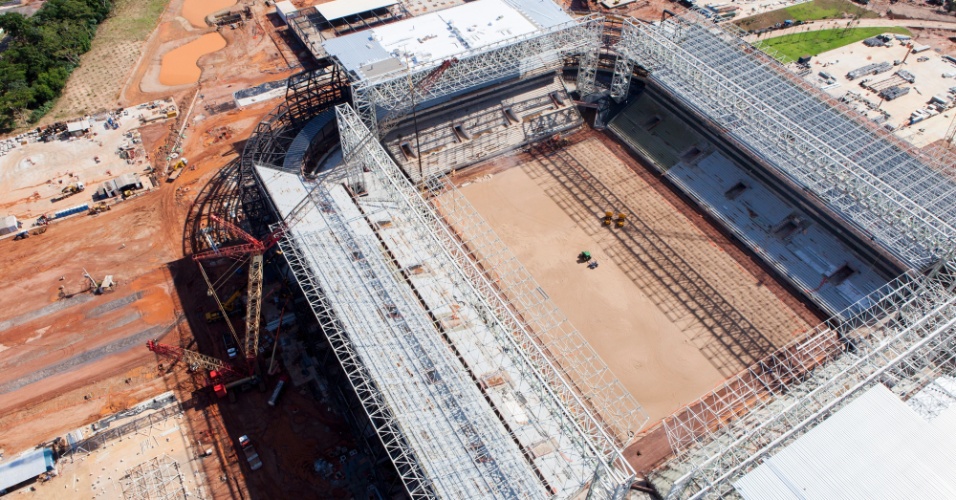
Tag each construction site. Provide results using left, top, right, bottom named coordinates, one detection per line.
left=4, top=0, right=956, bottom=498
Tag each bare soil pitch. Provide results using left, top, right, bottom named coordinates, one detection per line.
left=455, top=133, right=820, bottom=421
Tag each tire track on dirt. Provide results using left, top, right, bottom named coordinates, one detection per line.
left=0, top=294, right=95, bottom=333
left=0, top=319, right=180, bottom=395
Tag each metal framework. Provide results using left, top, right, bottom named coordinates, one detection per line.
left=239, top=8, right=956, bottom=499
left=263, top=102, right=644, bottom=499
left=241, top=67, right=349, bottom=174
left=146, top=340, right=239, bottom=377
left=650, top=256, right=956, bottom=498
left=120, top=455, right=190, bottom=500
left=244, top=253, right=263, bottom=361
left=613, top=14, right=956, bottom=269
left=348, top=14, right=605, bottom=136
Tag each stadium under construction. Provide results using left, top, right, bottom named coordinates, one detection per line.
left=234, top=0, right=956, bottom=497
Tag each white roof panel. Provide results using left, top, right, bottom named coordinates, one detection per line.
left=734, top=384, right=956, bottom=500
left=275, top=0, right=296, bottom=15
left=324, top=0, right=551, bottom=79
left=0, top=449, right=54, bottom=491
left=317, top=0, right=398, bottom=21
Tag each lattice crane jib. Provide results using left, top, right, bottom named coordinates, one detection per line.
left=245, top=253, right=264, bottom=362
left=146, top=340, right=239, bottom=377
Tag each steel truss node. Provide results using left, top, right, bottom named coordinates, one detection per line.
left=348, top=15, right=605, bottom=136
left=613, top=14, right=956, bottom=269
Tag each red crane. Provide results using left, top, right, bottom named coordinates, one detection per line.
left=146, top=340, right=247, bottom=397
left=193, top=215, right=286, bottom=261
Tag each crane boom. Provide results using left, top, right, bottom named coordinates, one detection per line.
left=244, top=254, right=264, bottom=362
left=146, top=340, right=239, bottom=376
left=210, top=214, right=261, bottom=247
left=193, top=215, right=289, bottom=261
left=418, top=58, right=458, bottom=93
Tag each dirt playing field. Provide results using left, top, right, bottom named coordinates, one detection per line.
left=455, top=132, right=821, bottom=421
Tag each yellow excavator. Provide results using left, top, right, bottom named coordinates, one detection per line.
left=205, top=290, right=242, bottom=323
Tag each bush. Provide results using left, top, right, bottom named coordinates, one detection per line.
left=0, top=0, right=113, bottom=131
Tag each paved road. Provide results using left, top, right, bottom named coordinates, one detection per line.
left=744, top=18, right=956, bottom=42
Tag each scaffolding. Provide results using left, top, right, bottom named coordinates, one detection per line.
left=347, top=14, right=604, bottom=136
left=649, top=252, right=956, bottom=498
left=120, top=455, right=190, bottom=500
left=613, top=14, right=956, bottom=269
left=261, top=102, right=643, bottom=498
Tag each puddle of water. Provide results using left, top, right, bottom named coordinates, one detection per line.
left=159, top=33, right=227, bottom=86
left=182, top=0, right=237, bottom=28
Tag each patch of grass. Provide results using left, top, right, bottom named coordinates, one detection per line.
left=761, top=26, right=912, bottom=61
left=736, top=0, right=877, bottom=31
left=42, top=0, right=169, bottom=122
left=100, top=0, right=169, bottom=43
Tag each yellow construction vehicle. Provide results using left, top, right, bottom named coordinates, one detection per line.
left=616, top=213, right=627, bottom=228
left=89, top=202, right=110, bottom=215
left=205, top=290, right=242, bottom=323
left=603, top=211, right=614, bottom=226
left=61, top=182, right=85, bottom=195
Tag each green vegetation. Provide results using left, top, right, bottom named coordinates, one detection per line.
left=736, top=0, right=877, bottom=31
left=0, top=0, right=113, bottom=130
left=106, top=0, right=167, bottom=42
left=761, top=26, right=912, bottom=61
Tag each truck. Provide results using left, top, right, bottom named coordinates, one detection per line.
left=166, top=158, right=188, bottom=183
left=237, top=435, right=262, bottom=471
left=222, top=333, right=239, bottom=359
left=52, top=182, right=85, bottom=202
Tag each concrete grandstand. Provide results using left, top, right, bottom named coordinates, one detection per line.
left=232, top=0, right=956, bottom=497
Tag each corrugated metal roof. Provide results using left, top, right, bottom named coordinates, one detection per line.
left=323, top=0, right=557, bottom=79
left=316, top=0, right=398, bottom=21
left=322, top=34, right=392, bottom=78
left=734, top=385, right=956, bottom=500
left=504, top=0, right=572, bottom=29
left=67, top=119, right=90, bottom=132
left=0, top=448, right=54, bottom=491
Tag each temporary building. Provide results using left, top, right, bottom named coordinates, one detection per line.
left=0, top=215, right=17, bottom=236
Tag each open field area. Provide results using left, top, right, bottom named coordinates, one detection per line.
left=0, top=101, right=175, bottom=220
left=763, top=26, right=912, bottom=59
left=736, top=0, right=878, bottom=31
left=40, top=0, right=170, bottom=123
left=454, top=133, right=819, bottom=421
